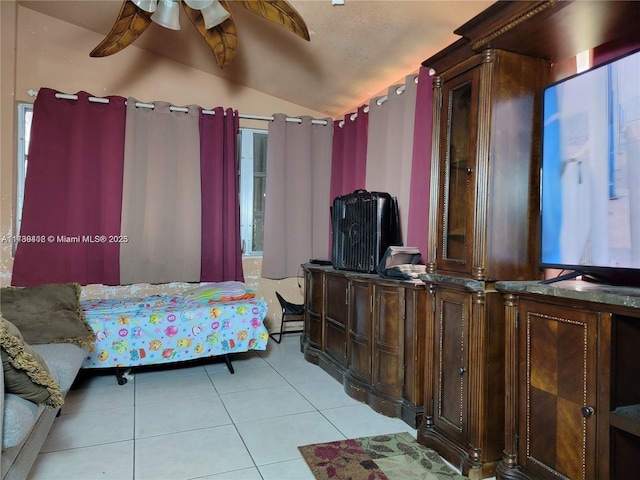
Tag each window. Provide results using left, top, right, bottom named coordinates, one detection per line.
left=15, top=103, right=33, bottom=248
left=239, top=128, right=268, bottom=255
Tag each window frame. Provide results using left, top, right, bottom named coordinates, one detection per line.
left=238, top=127, right=268, bottom=256
left=15, top=103, right=33, bottom=252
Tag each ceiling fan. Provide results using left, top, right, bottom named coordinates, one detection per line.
left=90, top=0, right=310, bottom=68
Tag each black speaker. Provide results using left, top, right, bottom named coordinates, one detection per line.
left=331, top=190, right=402, bottom=273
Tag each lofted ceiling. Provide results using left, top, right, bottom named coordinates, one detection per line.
left=16, top=0, right=495, bottom=118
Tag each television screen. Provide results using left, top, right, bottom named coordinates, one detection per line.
left=540, top=49, right=640, bottom=279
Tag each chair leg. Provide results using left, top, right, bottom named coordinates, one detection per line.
left=269, top=317, right=303, bottom=344
left=269, top=331, right=282, bottom=344
left=269, top=321, right=283, bottom=344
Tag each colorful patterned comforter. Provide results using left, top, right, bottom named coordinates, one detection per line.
left=81, top=294, right=269, bottom=369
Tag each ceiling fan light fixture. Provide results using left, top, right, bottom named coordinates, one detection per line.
left=183, top=0, right=214, bottom=9
left=199, top=0, right=231, bottom=29
left=132, top=0, right=158, bottom=13
left=151, top=0, right=181, bottom=30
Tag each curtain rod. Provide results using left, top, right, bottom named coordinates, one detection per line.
left=28, top=72, right=417, bottom=128
left=26, top=90, right=329, bottom=126
left=337, top=74, right=420, bottom=127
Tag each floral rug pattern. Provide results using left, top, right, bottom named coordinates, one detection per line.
left=298, top=432, right=469, bottom=480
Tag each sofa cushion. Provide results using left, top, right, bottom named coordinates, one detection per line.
left=2, top=393, right=44, bottom=450
left=0, top=283, right=95, bottom=349
left=0, top=316, right=63, bottom=408
left=2, top=344, right=86, bottom=451
left=31, top=344, right=88, bottom=393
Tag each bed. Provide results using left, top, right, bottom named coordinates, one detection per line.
left=80, top=282, right=269, bottom=383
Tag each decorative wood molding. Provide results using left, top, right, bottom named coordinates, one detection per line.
left=472, top=51, right=494, bottom=281
left=427, top=84, right=442, bottom=273
left=470, top=0, right=559, bottom=51
left=435, top=52, right=484, bottom=83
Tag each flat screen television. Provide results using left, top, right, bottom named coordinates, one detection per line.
left=540, top=48, right=640, bottom=286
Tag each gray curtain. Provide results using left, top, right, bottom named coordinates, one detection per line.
left=262, top=114, right=333, bottom=279
left=365, top=76, right=418, bottom=242
left=120, top=100, right=202, bottom=284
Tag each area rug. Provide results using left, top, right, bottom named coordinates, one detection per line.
left=298, top=432, right=469, bottom=480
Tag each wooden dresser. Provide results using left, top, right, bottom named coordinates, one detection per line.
left=301, top=264, right=426, bottom=428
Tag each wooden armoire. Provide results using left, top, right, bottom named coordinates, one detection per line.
left=416, top=1, right=640, bottom=479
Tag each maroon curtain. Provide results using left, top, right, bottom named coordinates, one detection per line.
left=12, top=88, right=126, bottom=286
left=593, top=35, right=640, bottom=67
left=405, top=66, right=434, bottom=256
left=329, top=105, right=368, bottom=256
left=199, top=107, right=244, bottom=281
left=330, top=104, right=368, bottom=200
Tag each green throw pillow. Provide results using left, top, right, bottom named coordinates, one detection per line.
left=0, top=283, right=95, bottom=349
left=0, top=315, right=64, bottom=408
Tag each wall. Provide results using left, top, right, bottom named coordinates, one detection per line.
left=1, top=2, right=321, bottom=330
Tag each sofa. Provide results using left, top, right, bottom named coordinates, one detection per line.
left=0, top=283, right=94, bottom=480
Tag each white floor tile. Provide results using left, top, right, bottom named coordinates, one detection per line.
left=73, top=369, right=126, bottom=389
left=235, top=411, right=345, bottom=466
left=40, top=406, right=134, bottom=452
left=295, top=379, right=362, bottom=410
left=220, top=384, right=315, bottom=423
left=275, top=360, right=340, bottom=387
left=193, top=467, right=263, bottom=479
left=134, top=370, right=216, bottom=405
left=135, top=394, right=232, bottom=438
left=208, top=365, right=287, bottom=394
left=62, top=378, right=134, bottom=414
left=258, top=336, right=304, bottom=366
left=203, top=351, right=270, bottom=374
left=258, top=458, right=316, bottom=480
left=320, top=403, right=417, bottom=439
left=28, top=440, right=133, bottom=480
left=135, top=425, right=253, bottom=480
left=26, top=336, right=428, bottom=480
left=133, top=364, right=208, bottom=383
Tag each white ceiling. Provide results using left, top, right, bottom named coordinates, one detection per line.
left=16, top=0, right=495, bottom=118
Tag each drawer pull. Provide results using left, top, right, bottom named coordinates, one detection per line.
left=581, top=406, right=594, bottom=418
left=458, top=367, right=466, bottom=376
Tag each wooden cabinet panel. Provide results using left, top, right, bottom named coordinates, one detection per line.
left=610, top=314, right=640, bottom=479
left=433, top=288, right=468, bottom=445
left=437, top=68, right=479, bottom=274
left=517, top=300, right=598, bottom=479
left=324, top=273, right=348, bottom=366
left=404, top=286, right=427, bottom=416
left=373, top=285, right=404, bottom=398
left=420, top=278, right=506, bottom=479
left=348, top=280, right=372, bottom=384
left=304, top=267, right=324, bottom=352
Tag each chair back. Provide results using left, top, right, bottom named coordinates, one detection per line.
left=275, top=291, right=305, bottom=316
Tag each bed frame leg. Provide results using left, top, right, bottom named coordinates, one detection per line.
left=224, top=355, right=235, bottom=374
left=116, top=367, right=132, bottom=385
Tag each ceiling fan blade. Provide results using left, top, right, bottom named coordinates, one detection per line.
left=182, top=1, right=238, bottom=68
left=238, top=0, right=310, bottom=41
left=90, top=0, right=153, bottom=57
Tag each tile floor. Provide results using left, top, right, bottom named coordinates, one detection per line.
left=27, top=335, right=420, bottom=480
